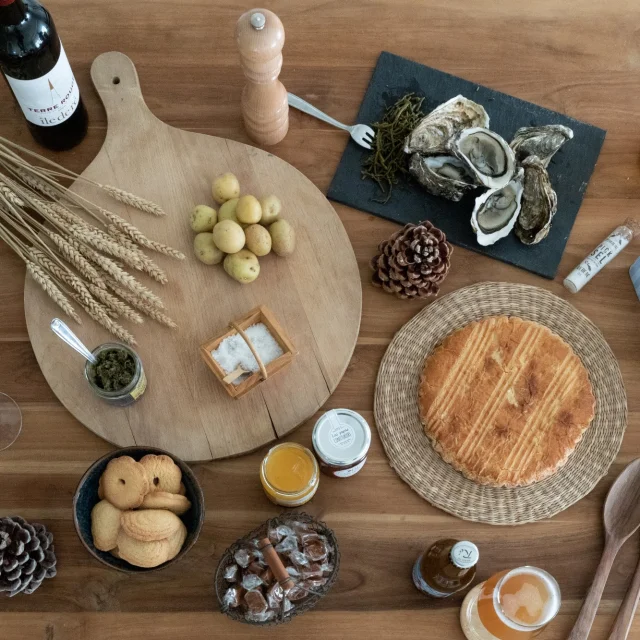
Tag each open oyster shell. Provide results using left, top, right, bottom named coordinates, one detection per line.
left=510, top=125, right=573, bottom=168
left=471, top=167, right=524, bottom=246
left=404, top=95, right=490, bottom=156
left=451, top=128, right=515, bottom=190
left=515, top=156, right=558, bottom=245
left=408, top=154, right=477, bottom=202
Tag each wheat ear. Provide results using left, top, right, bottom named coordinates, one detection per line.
left=106, top=279, right=177, bottom=329
left=85, top=283, right=143, bottom=324
left=77, top=298, right=137, bottom=346
left=100, top=209, right=184, bottom=259
left=12, top=167, right=60, bottom=199
left=68, top=225, right=145, bottom=270
left=69, top=238, right=164, bottom=308
left=26, top=262, right=81, bottom=324
left=0, top=182, right=25, bottom=207
left=100, top=185, right=166, bottom=217
left=45, top=230, right=105, bottom=288
left=106, top=227, right=169, bottom=284
left=30, top=248, right=122, bottom=321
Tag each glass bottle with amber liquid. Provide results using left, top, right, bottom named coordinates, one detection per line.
left=0, top=0, right=88, bottom=150
left=413, top=538, right=479, bottom=598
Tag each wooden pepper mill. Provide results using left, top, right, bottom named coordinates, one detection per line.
left=235, top=8, right=289, bottom=146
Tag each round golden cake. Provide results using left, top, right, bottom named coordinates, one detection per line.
left=418, top=316, right=596, bottom=487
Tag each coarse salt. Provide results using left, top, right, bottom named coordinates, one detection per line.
left=211, top=323, right=284, bottom=384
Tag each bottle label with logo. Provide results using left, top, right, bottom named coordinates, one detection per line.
left=412, top=555, right=450, bottom=598
left=5, top=44, right=80, bottom=127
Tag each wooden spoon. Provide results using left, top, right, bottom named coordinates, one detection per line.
left=607, top=542, right=640, bottom=640
left=222, top=366, right=250, bottom=384
left=568, top=458, right=640, bottom=640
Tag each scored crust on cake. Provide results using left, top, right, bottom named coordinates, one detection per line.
left=418, top=316, right=596, bottom=487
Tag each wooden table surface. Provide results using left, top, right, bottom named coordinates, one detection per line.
left=1, top=1, right=639, bottom=638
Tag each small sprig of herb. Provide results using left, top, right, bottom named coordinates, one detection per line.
left=361, top=93, right=425, bottom=203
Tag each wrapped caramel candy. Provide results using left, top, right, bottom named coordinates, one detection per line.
left=285, top=565, right=301, bottom=578
left=223, top=586, right=243, bottom=609
left=246, top=609, right=276, bottom=623
left=234, top=548, right=251, bottom=568
left=266, top=582, right=284, bottom=610
left=268, top=524, right=296, bottom=545
left=304, top=535, right=329, bottom=562
left=224, top=564, right=239, bottom=582
left=247, top=561, right=264, bottom=575
left=275, top=535, right=298, bottom=553
left=305, top=577, right=328, bottom=589
left=286, top=583, right=308, bottom=602
left=241, top=573, right=264, bottom=591
left=301, top=562, right=323, bottom=580
left=289, top=550, right=310, bottom=567
left=244, top=589, right=268, bottom=614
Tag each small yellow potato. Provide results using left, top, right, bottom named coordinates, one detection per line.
left=224, top=249, right=260, bottom=284
left=259, top=195, right=281, bottom=225
left=244, top=224, right=272, bottom=257
left=269, top=219, right=295, bottom=257
left=193, top=232, right=224, bottom=265
left=218, top=198, right=240, bottom=224
left=212, top=172, right=240, bottom=204
left=190, top=205, right=217, bottom=232
left=236, top=195, right=262, bottom=224
left=212, top=220, right=245, bottom=254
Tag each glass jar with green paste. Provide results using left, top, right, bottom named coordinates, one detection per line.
left=85, top=343, right=147, bottom=407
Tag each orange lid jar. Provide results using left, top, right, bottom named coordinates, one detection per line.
left=260, top=442, right=319, bottom=507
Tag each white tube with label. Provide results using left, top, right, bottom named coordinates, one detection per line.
left=563, top=219, right=639, bottom=293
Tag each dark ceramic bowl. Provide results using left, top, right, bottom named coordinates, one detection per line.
left=73, top=446, right=205, bottom=573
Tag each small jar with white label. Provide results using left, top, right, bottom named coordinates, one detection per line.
left=312, top=409, right=371, bottom=478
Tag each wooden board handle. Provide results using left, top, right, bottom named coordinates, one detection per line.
left=90, top=52, right=153, bottom=133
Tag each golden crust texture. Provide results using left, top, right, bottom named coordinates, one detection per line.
left=418, top=316, right=596, bottom=487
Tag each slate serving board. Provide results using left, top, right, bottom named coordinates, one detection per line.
left=327, top=51, right=607, bottom=279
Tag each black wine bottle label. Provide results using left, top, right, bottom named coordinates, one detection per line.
left=4, top=43, right=79, bottom=127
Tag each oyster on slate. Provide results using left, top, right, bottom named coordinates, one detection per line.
left=408, top=154, right=478, bottom=202
left=404, top=95, right=490, bottom=156
left=471, top=167, right=524, bottom=246
left=510, top=125, right=574, bottom=168
left=515, top=156, right=558, bottom=245
left=451, top=127, right=515, bottom=190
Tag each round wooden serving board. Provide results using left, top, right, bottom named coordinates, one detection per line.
left=24, top=52, right=361, bottom=462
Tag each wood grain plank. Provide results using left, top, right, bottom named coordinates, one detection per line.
left=1, top=0, right=640, bottom=637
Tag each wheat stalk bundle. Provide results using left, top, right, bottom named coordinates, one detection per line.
left=0, top=137, right=180, bottom=345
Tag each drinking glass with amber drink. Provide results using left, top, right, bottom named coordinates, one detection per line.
left=460, top=566, right=561, bottom=640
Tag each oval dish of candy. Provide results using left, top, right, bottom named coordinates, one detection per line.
left=215, top=513, right=340, bottom=625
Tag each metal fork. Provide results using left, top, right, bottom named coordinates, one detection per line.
left=287, top=93, right=375, bottom=150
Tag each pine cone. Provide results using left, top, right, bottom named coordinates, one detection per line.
left=0, top=516, right=56, bottom=597
left=370, top=221, right=452, bottom=299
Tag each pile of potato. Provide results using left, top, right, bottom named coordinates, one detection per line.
left=190, top=172, right=295, bottom=284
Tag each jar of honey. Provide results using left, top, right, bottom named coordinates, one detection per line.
left=460, top=567, right=561, bottom=640
left=260, top=442, right=319, bottom=507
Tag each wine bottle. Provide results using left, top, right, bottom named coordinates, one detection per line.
left=0, top=0, right=88, bottom=151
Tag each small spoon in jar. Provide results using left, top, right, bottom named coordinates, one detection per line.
left=50, top=318, right=98, bottom=365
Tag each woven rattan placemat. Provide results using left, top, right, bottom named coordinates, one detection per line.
left=374, top=282, right=627, bottom=525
